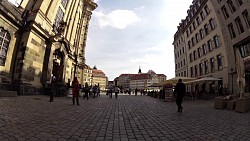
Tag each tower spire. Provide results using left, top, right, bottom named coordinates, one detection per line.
left=138, top=66, right=142, bottom=74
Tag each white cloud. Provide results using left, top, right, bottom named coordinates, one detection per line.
left=93, top=0, right=100, bottom=3
left=93, top=10, right=141, bottom=29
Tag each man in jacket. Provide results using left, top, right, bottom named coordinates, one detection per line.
left=174, top=79, right=186, bottom=113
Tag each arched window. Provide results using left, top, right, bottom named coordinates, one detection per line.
left=0, top=27, right=11, bottom=66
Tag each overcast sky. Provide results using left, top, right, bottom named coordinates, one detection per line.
left=8, top=0, right=193, bottom=81
left=86, top=0, right=193, bottom=80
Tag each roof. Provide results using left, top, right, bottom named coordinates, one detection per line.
left=119, top=74, right=135, bottom=77
left=130, top=74, right=151, bottom=80
left=157, top=74, right=166, bottom=77
left=92, top=69, right=106, bottom=77
left=147, top=70, right=156, bottom=75
left=0, top=0, right=23, bottom=23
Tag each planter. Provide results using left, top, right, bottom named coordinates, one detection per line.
left=235, top=98, right=250, bottom=113
left=227, top=100, right=236, bottom=110
left=214, top=97, right=227, bottom=109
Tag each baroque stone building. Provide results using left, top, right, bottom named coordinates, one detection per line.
left=117, top=68, right=166, bottom=91
left=92, top=67, right=107, bottom=91
left=173, top=0, right=250, bottom=94
left=0, top=0, right=97, bottom=95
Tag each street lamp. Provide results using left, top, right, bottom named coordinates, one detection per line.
left=231, top=68, right=234, bottom=94
left=73, top=52, right=78, bottom=78
left=91, top=74, right=93, bottom=86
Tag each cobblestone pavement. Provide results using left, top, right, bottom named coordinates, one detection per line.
left=0, top=94, right=250, bottom=141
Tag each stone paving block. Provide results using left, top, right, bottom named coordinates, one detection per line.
left=0, top=95, right=250, bottom=141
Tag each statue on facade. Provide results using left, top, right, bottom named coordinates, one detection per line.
left=57, top=21, right=67, bottom=35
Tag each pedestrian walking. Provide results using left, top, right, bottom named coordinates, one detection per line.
left=174, top=79, right=186, bottom=113
left=72, top=77, right=79, bottom=105
left=114, top=86, right=120, bottom=98
left=97, top=83, right=100, bottom=97
left=66, top=79, right=71, bottom=97
left=109, top=85, right=113, bottom=98
left=83, top=82, right=89, bottom=100
left=92, top=84, right=98, bottom=98
left=135, top=88, right=138, bottom=96
left=49, top=75, right=56, bottom=102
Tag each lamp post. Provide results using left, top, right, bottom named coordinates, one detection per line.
left=73, top=53, right=78, bottom=78
left=91, top=74, right=93, bottom=86
left=231, top=68, right=234, bottom=94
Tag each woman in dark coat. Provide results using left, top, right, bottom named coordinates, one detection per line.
left=72, top=77, right=79, bottom=105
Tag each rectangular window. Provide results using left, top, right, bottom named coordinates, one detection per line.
left=218, top=0, right=222, bottom=3
left=193, top=50, right=196, bottom=60
left=202, top=44, right=207, bottom=55
left=204, top=24, right=209, bottom=35
left=207, top=40, right=213, bottom=52
left=221, top=6, right=229, bottom=19
left=200, top=29, right=204, bottom=39
left=191, top=37, right=195, bottom=46
left=193, top=22, right=196, bottom=30
left=53, top=7, right=65, bottom=33
left=186, top=30, right=189, bottom=37
left=204, top=5, right=210, bottom=15
left=236, top=0, right=243, bottom=6
left=196, top=17, right=201, bottom=25
left=184, top=71, right=186, bottom=77
left=189, top=26, right=192, bottom=33
left=0, top=28, right=10, bottom=66
left=235, top=17, right=245, bottom=33
left=195, top=33, right=199, bottom=43
left=195, top=65, right=198, bottom=76
left=217, top=54, right=223, bottom=70
left=182, top=47, right=184, bottom=53
left=242, top=10, right=250, bottom=28
left=204, top=60, right=208, bottom=74
left=189, top=53, right=192, bottom=62
left=227, top=0, right=236, bottom=13
left=188, top=41, right=191, bottom=49
left=198, top=47, right=202, bottom=57
left=61, top=0, right=69, bottom=8
left=214, top=35, right=220, bottom=48
left=199, top=63, right=203, bottom=75
left=200, top=11, right=205, bottom=21
left=183, top=59, right=186, bottom=66
left=190, top=67, right=193, bottom=77
left=209, top=18, right=215, bottom=30
left=239, top=44, right=250, bottom=58
left=210, top=57, right=215, bottom=72
left=228, top=23, right=236, bottom=39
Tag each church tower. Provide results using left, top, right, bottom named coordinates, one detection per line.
left=138, top=66, right=142, bottom=74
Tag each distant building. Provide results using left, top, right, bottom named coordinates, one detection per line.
left=92, top=67, right=107, bottom=91
left=82, top=65, right=92, bottom=86
left=116, top=68, right=166, bottom=91
left=130, top=73, right=152, bottom=91
left=117, top=74, right=135, bottom=90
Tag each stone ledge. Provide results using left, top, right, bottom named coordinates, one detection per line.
left=0, top=90, right=17, bottom=97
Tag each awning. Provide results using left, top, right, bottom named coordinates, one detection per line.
left=186, top=77, right=222, bottom=84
